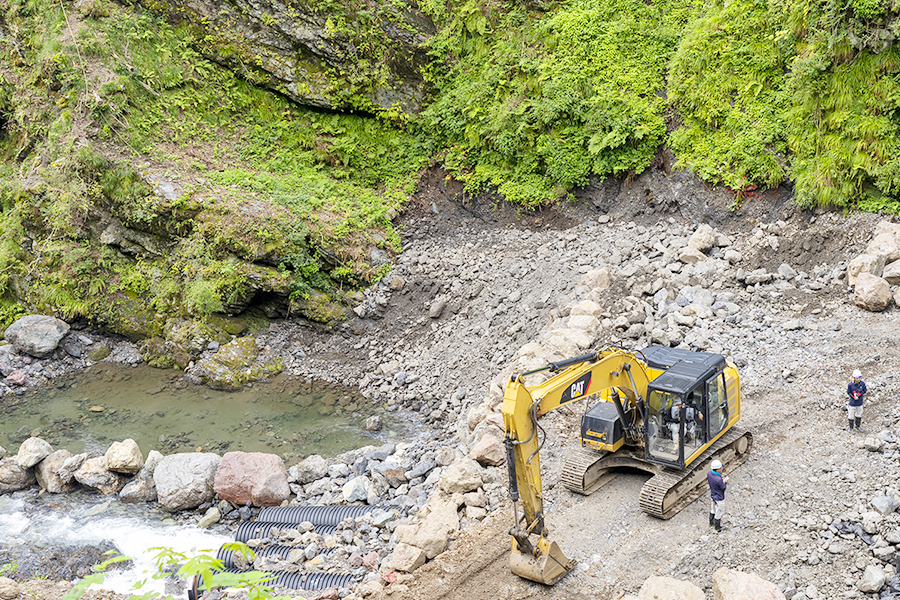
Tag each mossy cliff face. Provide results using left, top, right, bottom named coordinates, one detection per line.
left=0, top=0, right=416, bottom=347
left=137, top=0, right=436, bottom=114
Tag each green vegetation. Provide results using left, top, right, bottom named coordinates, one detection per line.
left=2, top=0, right=900, bottom=336
left=419, top=0, right=698, bottom=206
left=0, top=0, right=426, bottom=331
left=63, top=544, right=291, bottom=600
left=667, top=0, right=788, bottom=193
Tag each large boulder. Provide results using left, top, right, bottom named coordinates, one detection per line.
left=883, top=259, right=900, bottom=285
left=0, top=577, right=19, bottom=600
left=637, top=576, right=705, bottom=599
left=35, top=449, right=74, bottom=493
left=119, top=470, right=157, bottom=503
left=105, top=439, right=144, bottom=474
left=858, top=564, right=886, bottom=593
left=0, top=457, right=36, bottom=494
left=688, top=224, right=718, bottom=252
left=469, top=433, right=505, bottom=467
left=154, top=453, right=221, bottom=511
left=848, top=254, right=886, bottom=285
left=382, top=543, right=426, bottom=573
left=865, top=221, right=900, bottom=262
left=342, top=475, right=374, bottom=503
left=3, top=315, right=70, bottom=358
left=438, top=459, right=484, bottom=494
left=712, top=568, right=785, bottom=600
left=73, top=457, right=128, bottom=495
left=394, top=495, right=460, bottom=559
left=58, top=453, right=88, bottom=484
left=854, top=272, right=892, bottom=312
left=16, top=437, right=53, bottom=469
left=191, top=337, right=283, bottom=391
left=289, top=455, right=328, bottom=484
left=214, top=452, right=290, bottom=507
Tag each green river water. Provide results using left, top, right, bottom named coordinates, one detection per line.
left=0, top=362, right=395, bottom=463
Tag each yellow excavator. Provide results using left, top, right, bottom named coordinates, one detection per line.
left=501, top=345, right=752, bottom=585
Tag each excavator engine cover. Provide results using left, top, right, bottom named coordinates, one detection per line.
left=581, top=402, right=626, bottom=451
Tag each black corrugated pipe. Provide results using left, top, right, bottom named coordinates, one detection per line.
left=257, top=505, right=377, bottom=525
left=235, top=521, right=338, bottom=543
left=190, top=569, right=355, bottom=597
left=216, top=544, right=335, bottom=570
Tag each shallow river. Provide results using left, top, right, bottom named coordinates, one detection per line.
left=0, top=362, right=399, bottom=463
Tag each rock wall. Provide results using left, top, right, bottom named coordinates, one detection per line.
left=137, top=0, right=436, bottom=114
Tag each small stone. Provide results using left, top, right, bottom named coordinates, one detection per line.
left=197, top=507, right=221, bottom=529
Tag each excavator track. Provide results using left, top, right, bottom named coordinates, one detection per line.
left=562, top=445, right=654, bottom=496
left=639, top=427, right=753, bottom=519
left=561, top=447, right=609, bottom=495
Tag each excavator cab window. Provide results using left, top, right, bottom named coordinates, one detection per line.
left=706, top=372, right=729, bottom=437
left=645, top=390, right=682, bottom=465
left=646, top=382, right=710, bottom=467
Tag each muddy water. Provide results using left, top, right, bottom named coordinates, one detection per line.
left=0, top=363, right=398, bottom=462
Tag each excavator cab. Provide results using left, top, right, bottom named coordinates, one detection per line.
left=642, top=348, right=733, bottom=469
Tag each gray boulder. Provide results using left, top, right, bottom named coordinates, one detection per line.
left=119, top=470, right=157, bottom=504
left=16, top=437, right=53, bottom=469
left=858, top=564, right=886, bottom=593
left=0, top=457, right=36, bottom=494
left=143, top=450, right=164, bottom=475
left=154, top=453, right=221, bottom=512
left=59, top=453, right=88, bottom=484
left=73, top=457, right=128, bottom=495
left=35, top=449, right=74, bottom=493
left=289, top=454, right=328, bottom=484
left=342, top=475, right=373, bottom=503
left=871, top=494, right=900, bottom=516
left=3, top=315, right=70, bottom=358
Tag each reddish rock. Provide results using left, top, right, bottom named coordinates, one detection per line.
left=363, top=551, right=380, bottom=569
left=214, top=451, right=290, bottom=507
left=348, top=552, right=364, bottom=567
left=384, top=468, right=407, bottom=488
left=4, top=370, right=25, bottom=386
left=309, top=589, right=339, bottom=600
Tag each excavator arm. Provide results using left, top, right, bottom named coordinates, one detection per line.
left=501, top=348, right=652, bottom=585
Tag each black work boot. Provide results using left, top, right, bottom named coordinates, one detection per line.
left=849, top=419, right=855, bottom=431
left=709, top=513, right=715, bottom=527
left=855, top=417, right=862, bottom=432
left=714, top=518, right=725, bottom=532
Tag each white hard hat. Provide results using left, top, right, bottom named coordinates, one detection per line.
left=852, top=369, right=862, bottom=379
left=711, top=459, right=723, bottom=470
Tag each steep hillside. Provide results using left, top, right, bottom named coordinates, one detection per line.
left=1, top=0, right=899, bottom=353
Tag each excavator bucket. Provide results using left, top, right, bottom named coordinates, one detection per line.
left=509, top=538, right=577, bottom=585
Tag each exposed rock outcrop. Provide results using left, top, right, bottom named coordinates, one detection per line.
left=143, top=0, right=435, bottom=115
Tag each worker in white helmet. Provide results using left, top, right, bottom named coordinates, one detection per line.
left=707, top=458, right=728, bottom=532
left=847, top=369, right=867, bottom=433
